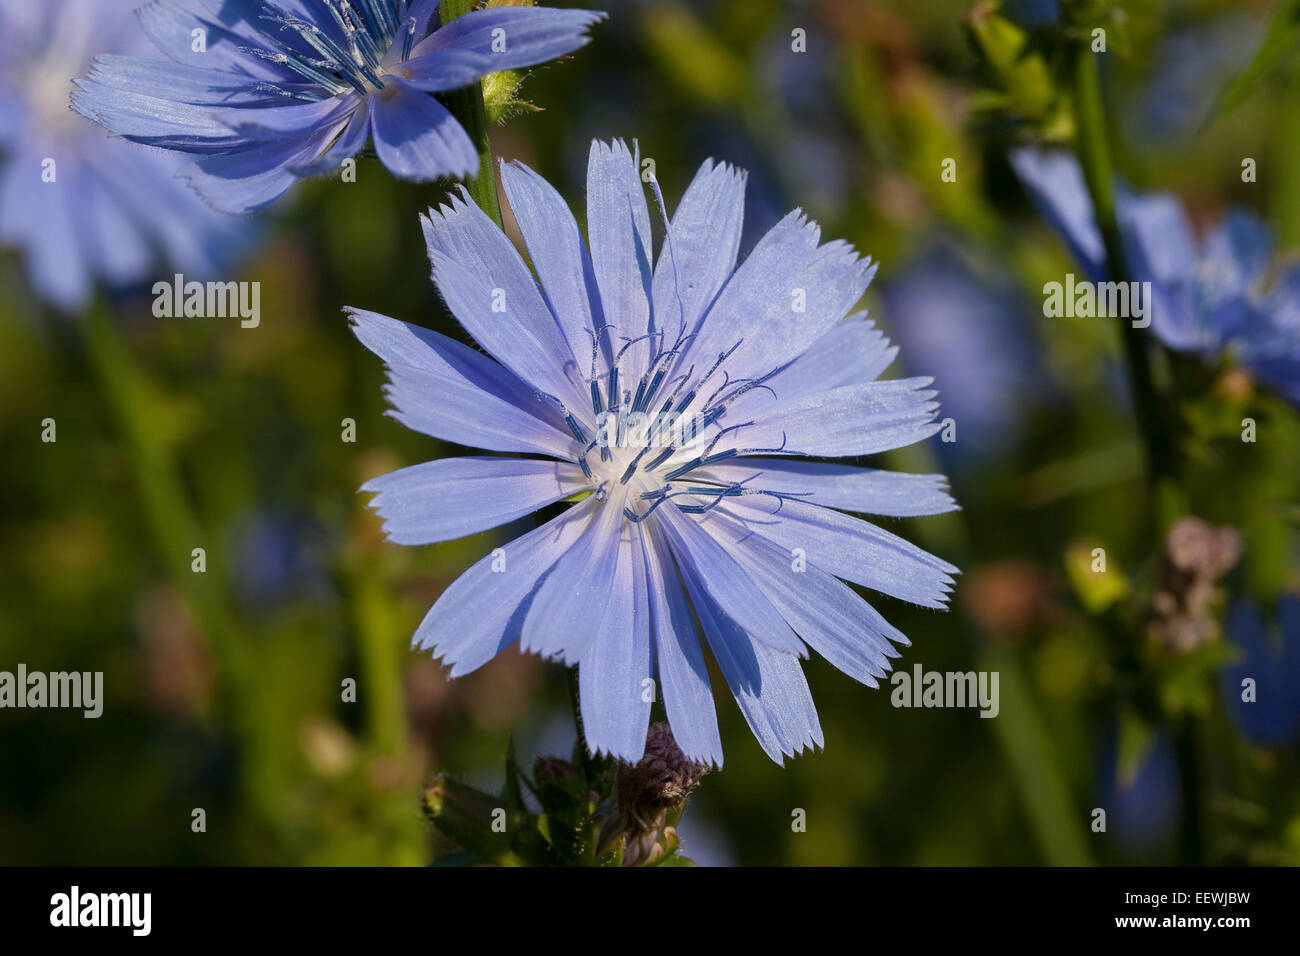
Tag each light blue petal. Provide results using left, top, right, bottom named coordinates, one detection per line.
left=723, top=497, right=958, bottom=609
left=704, top=509, right=907, bottom=687
left=394, top=48, right=493, bottom=93
left=361, top=456, right=589, bottom=545
left=84, top=175, right=153, bottom=285
left=725, top=313, right=894, bottom=419
left=78, top=54, right=286, bottom=106
left=369, top=79, right=477, bottom=180
left=217, top=95, right=356, bottom=139
left=288, top=105, right=371, bottom=177
left=404, top=0, right=443, bottom=38
left=71, top=78, right=240, bottom=149
left=579, top=526, right=653, bottom=761
left=347, top=308, right=575, bottom=457
left=724, top=241, right=878, bottom=386
left=178, top=123, right=338, bottom=212
left=422, top=190, right=585, bottom=410
left=1199, top=208, right=1273, bottom=339
left=403, top=7, right=605, bottom=91
left=690, top=581, right=822, bottom=764
left=651, top=158, right=746, bottom=337
left=738, top=377, right=941, bottom=458
left=1115, top=190, right=1204, bottom=349
left=676, top=210, right=816, bottom=382
left=681, top=208, right=876, bottom=388
left=499, top=158, right=600, bottom=371
left=1118, top=190, right=1199, bottom=286
left=413, top=498, right=597, bottom=677
left=136, top=0, right=288, bottom=77
left=656, top=507, right=807, bottom=658
left=85, top=143, right=246, bottom=279
left=0, top=162, right=90, bottom=310
left=521, top=498, right=624, bottom=664
left=1009, top=147, right=1106, bottom=281
left=642, top=523, right=723, bottom=766
left=587, top=139, right=654, bottom=374
left=695, top=458, right=957, bottom=517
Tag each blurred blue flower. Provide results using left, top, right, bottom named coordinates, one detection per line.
left=1011, top=149, right=1300, bottom=407
left=1098, top=728, right=1181, bottom=860
left=72, top=0, right=605, bottom=213
left=0, top=0, right=246, bottom=311
left=349, top=139, right=958, bottom=765
left=881, top=242, right=1050, bottom=467
left=230, top=509, right=332, bottom=611
left=1126, top=16, right=1260, bottom=148
left=1220, top=595, right=1300, bottom=747
left=1004, top=0, right=1058, bottom=26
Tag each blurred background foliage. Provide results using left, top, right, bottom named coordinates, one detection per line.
left=2, top=0, right=1299, bottom=866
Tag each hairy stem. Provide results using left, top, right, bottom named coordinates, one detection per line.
left=440, top=0, right=503, bottom=227
left=566, top=665, right=593, bottom=775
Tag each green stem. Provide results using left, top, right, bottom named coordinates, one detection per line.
left=1072, top=45, right=1205, bottom=864
left=440, top=0, right=503, bottom=227
left=83, top=307, right=245, bottom=679
left=82, top=306, right=263, bottom=780
left=353, top=568, right=406, bottom=758
left=1071, top=47, right=1175, bottom=496
left=981, top=647, right=1093, bottom=865
left=566, top=666, right=592, bottom=776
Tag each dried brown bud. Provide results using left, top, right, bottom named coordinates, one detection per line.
left=600, top=723, right=709, bottom=865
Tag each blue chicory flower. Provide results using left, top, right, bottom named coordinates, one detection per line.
left=71, top=0, right=606, bottom=213
left=1220, top=595, right=1300, bottom=747
left=1125, top=16, right=1260, bottom=148
left=0, top=0, right=246, bottom=310
left=349, top=139, right=959, bottom=765
left=1011, top=148, right=1300, bottom=407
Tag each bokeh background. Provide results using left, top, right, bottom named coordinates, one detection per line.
left=2, top=0, right=1299, bottom=866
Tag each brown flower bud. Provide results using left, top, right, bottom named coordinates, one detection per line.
left=600, top=723, right=708, bottom=865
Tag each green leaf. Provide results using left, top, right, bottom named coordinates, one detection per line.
left=963, top=2, right=1058, bottom=123
left=655, top=853, right=697, bottom=867
left=1205, top=0, right=1300, bottom=125
left=1115, top=708, right=1157, bottom=785
left=502, top=736, right=531, bottom=813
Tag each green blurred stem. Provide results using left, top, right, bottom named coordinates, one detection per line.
left=353, top=570, right=406, bottom=757
left=82, top=305, right=253, bottom=724
left=440, top=0, right=503, bottom=227
left=1072, top=47, right=1205, bottom=864
left=981, top=648, right=1092, bottom=866
left=1071, top=48, right=1174, bottom=493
